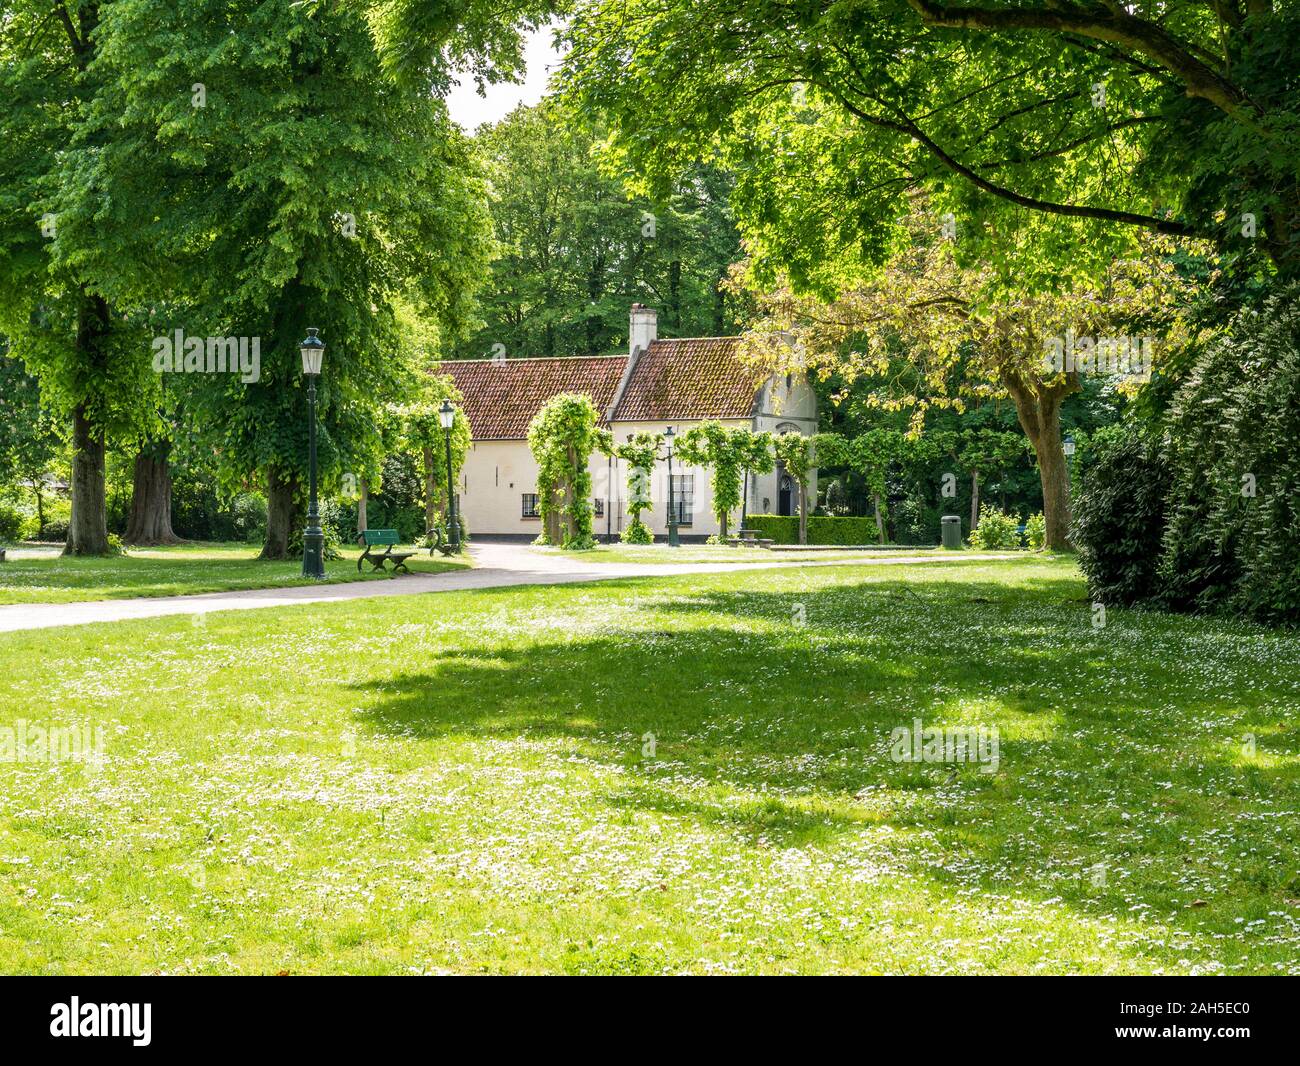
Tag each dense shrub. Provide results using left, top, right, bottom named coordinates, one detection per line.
left=1024, top=512, right=1047, bottom=552
left=39, top=498, right=72, bottom=542
left=0, top=497, right=32, bottom=542
left=968, top=505, right=1021, bottom=549
left=746, top=514, right=893, bottom=545
left=346, top=453, right=424, bottom=542
left=621, top=519, right=653, bottom=544
left=891, top=496, right=938, bottom=545
left=172, top=476, right=267, bottom=542
left=1071, top=425, right=1167, bottom=606
left=1156, top=286, right=1300, bottom=623
left=1071, top=286, right=1300, bottom=625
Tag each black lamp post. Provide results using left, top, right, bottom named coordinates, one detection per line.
left=439, top=399, right=461, bottom=553
left=299, top=328, right=326, bottom=579
left=664, top=426, right=680, bottom=548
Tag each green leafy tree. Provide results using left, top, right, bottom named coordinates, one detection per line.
left=613, top=431, right=662, bottom=544
left=0, top=342, right=64, bottom=535
left=959, top=430, right=1032, bottom=533
left=527, top=393, right=611, bottom=549
left=0, top=0, right=161, bottom=554
left=772, top=432, right=815, bottom=544
left=675, top=421, right=768, bottom=538
left=563, top=0, right=1300, bottom=284
left=735, top=209, right=1203, bottom=548
left=460, top=102, right=743, bottom=359
left=400, top=376, right=472, bottom=537
left=47, top=0, right=492, bottom=558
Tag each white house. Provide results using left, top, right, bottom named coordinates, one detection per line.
left=440, top=305, right=817, bottom=539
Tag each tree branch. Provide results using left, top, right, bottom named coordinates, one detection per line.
left=824, top=87, right=1203, bottom=237
left=906, top=0, right=1258, bottom=123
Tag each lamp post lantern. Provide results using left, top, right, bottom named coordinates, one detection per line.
left=664, top=426, right=680, bottom=548
left=299, top=328, right=326, bottom=579
left=439, top=399, right=461, bottom=553
left=1063, top=433, right=1076, bottom=459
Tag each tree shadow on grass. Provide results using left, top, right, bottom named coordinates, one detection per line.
left=344, top=568, right=1300, bottom=968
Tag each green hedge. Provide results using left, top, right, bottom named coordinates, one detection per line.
left=746, top=514, right=890, bottom=545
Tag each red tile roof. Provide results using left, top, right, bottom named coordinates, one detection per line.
left=611, top=337, right=763, bottom=422
left=438, top=337, right=765, bottom=440
left=439, top=356, right=627, bottom=440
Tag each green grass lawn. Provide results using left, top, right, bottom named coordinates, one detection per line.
left=0, top=542, right=470, bottom=605
left=1, top=555, right=1297, bottom=974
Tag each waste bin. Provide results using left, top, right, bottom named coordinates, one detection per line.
left=940, top=515, right=962, bottom=550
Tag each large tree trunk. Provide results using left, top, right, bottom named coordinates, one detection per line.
left=64, top=403, right=108, bottom=555
left=969, top=470, right=980, bottom=530
left=1032, top=430, right=1072, bottom=550
left=562, top=445, right=578, bottom=542
left=260, top=469, right=300, bottom=560
left=1006, top=377, right=1073, bottom=550
left=64, top=294, right=112, bottom=556
left=543, top=485, right=563, bottom=544
left=124, top=442, right=180, bottom=545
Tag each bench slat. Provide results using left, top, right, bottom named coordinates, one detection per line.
left=361, top=529, right=401, bottom=546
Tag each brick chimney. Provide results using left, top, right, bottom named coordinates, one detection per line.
left=629, top=303, right=657, bottom=357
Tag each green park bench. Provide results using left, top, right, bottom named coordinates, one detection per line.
left=357, top=529, right=417, bottom=574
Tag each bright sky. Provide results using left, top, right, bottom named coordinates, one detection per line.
left=445, top=25, right=568, bottom=133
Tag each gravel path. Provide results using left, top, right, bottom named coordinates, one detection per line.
left=0, top=542, right=1010, bottom=633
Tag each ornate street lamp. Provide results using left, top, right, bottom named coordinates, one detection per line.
left=1063, top=433, right=1076, bottom=459
left=299, top=328, right=326, bottom=579
left=664, top=426, right=680, bottom=548
left=439, top=399, right=461, bottom=553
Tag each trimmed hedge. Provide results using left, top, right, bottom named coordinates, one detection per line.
left=746, top=514, right=892, bottom=545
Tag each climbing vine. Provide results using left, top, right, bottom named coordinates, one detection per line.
left=527, top=393, right=610, bottom=549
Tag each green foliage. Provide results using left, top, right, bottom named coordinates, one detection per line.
left=1072, top=424, right=1167, bottom=607
left=0, top=498, right=31, bottom=543
left=1155, top=287, right=1300, bottom=623
left=1024, top=513, right=1047, bottom=553
left=968, top=506, right=1022, bottom=550
left=400, top=373, right=472, bottom=530
left=746, top=514, right=890, bottom=546
left=459, top=102, right=743, bottom=358
left=288, top=514, right=344, bottom=562
left=563, top=0, right=1298, bottom=284
left=676, top=422, right=769, bottom=535
left=621, top=519, right=654, bottom=545
left=613, top=431, right=662, bottom=543
left=527, top=393, right=608, bottom=549
left=40, top=0, right=491, bottom=511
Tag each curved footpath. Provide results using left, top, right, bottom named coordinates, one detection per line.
left=0, top=543, right=1014, bottom=633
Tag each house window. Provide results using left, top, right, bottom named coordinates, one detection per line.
left=593, top=498, right=604, bottom=517
left=521, top=493, right=540, bottom=519
left=671, top=474, right=694, bottom=526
